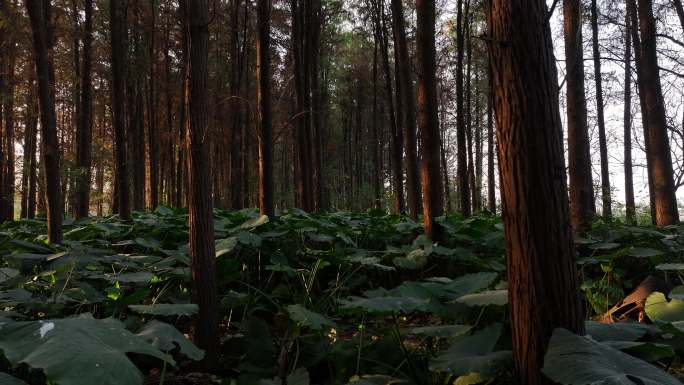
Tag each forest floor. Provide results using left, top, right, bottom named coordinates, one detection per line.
left=1, top=208, right=684, bottom=385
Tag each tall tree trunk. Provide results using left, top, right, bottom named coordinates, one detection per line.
left=487, top=62, right=496, bottom=213
left=176, top=9, right=189, bottom=209
left=627, top=0, right=657, bottom=223
left=564, top=0, right=595, bottom=233
left=310, top=0, right=323, bottom=211
left=26, top=0, right=63, bottom=243
left=22, top=77, right=38, bottom=219
left=148, top=0, right=159, bottom=210
left=3, top=35, right=15, bottom=221
left=487, top=2, right=585, bottom=383
left=256, top=0, right=274, bottom=217
left=110, top=0, right=130, bottom=220
left=416, top=0, right=444, bottom=241
left=229, top=0, right=247, bottom=210
left=455, top=0, right=470, bottom=216
left=375, top=0, right=403, bottom=213
left=184, top=0, right=218, bottom=367
left=74, top=0, right=93, bottom=219
left=291, top=0, right=314, bottom=212
left=372, top=35, right=381, bottom=208
left=624, top=8, right=636, bottom=225
left=591, top=0, right=611, bottom=219
left=635, top=0, right=679, bottom=226
left=465, top=14, right=477, bottom=213
left=390, top=0, right=421, bottom=219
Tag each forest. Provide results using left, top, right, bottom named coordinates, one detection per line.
left=4, top=0, right=684, bottom=384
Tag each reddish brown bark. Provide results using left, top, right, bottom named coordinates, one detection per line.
left=455, top=0, right=470, bottom=217
left=390, top=0, right=421, bottom=219
left=624, top=11, right=636, bottom=225
left=256, top=0, right=274, bottom=217
left=591, top=0, right=611, bottom=219
left=110, top=0, right=131, bottom=220
left=26, top=0, right=63, bottom=243
left=564, top=0, right=595, bottom=232
left=416, top=0, right=443, bottom=241
left=635, top=0, right=679, bottom=226
left=184, top=0, right=219, bottom=367
left=487, top=1, right=585, bottom=384
left=74, top=0, right=93, bottom=219
left=627, top=0, right=657, bottom=223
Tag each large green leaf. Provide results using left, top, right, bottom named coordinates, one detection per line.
left=440, top=272, right=498, bottom=299
left=346, top=375, right=405, bottom=385
left=0, top=373, right=27, bottom=385
left=215, top=237, right=239, bottom=258
left=408, top=325, right=472, bottom=338
left=585, top=321, right=655, bottom=342
left=456, top=290, right=507, bottom=307
left=645, top=292, right=684, bottom=323
left=286, top=304, right=334, bottom=330
left=429, top=323, right=512, bottom=379
left=136, top=320, right=204, bottom=361
left=542, top=328, right=681, bottom=385
left=0, top=313, right=173, bottom=385
left=339, top=296, right=429, bottom=314
left=128, top=303, right=198, bottom=316
left=627, top=247, right=663, bottom=258
left=0, top=268, right=19, bottom=285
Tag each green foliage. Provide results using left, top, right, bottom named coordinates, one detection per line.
left=2, top=210, right=684, bottom=384
left=543, top=328, right=681, bottom=385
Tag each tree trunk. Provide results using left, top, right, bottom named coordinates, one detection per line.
left=22, top=77, right=38, bottom=219
left=256, top=0, right=274, bottom=217
left=487, top=2, right=586, bottom=383
left=26, top=0, right=63, bottom=243
left=390, top=0, right=421, bottom=219
left=624, top=8, right=636, bottom=225
left=148, top=0, right=159, bottom=210
left=591, top=0, right=611, bottom=219
left=564, top=0, right=595, bottom=233
left=416, top=0, right=444, bottom=241
left=627, top=0, right=657, bottom=223
left=634, top=0, right=679, bottom=226
left=74, top=0, right=93, bottom=219
left=184, top=0, right=219, bottom=367
left=3, top=36, right=15, bottom=221
left=465, top=14, right=477, bottom=213
left=110, top=0, right=130, bottom=220
left=455, top=0, right=470, bottom=216
left=487, top=61, right=496, bottom=213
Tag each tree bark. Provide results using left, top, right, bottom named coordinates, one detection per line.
left=390, top=0, right=421, bottom=219
left=256, top=0, right=274, bottom=217
left=487, top=2, right=586, bottom=383
left=455, top=0, right=470, bottom=216
left=487, top=61, right=496, bottom=213
left=184, top=0, right=219, bottom=367
left=110, top=0, right=131, bottom=220
left=624, top=10, right=636, bottom=225
left=26, top=0, right=63, bottom=243
left=3, top=33, right=15, bottom=222
left=564, top=0, right=595, bottom=233
left=416, top=0, right=444, bottom=241
left=590, top=0, right=611, bottom=220
left=74, top=0, right=93, bottom=219
left=627, top=0, right=657, bottom=223
left=21, top=78, right=38, bottom=219
left=148, top=0, right=159, bottom=210
left=635, top=0, right=679, bottom=226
